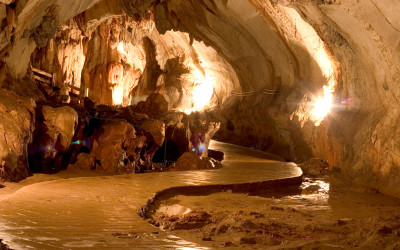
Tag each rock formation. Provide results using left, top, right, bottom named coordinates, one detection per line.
left=0, top=89, right=35, bottom=181
left=67, top=93, right=220, bottom=174
left=28, top=105, right=78, bottom=173
left=171, top=152, right=222, bottom=171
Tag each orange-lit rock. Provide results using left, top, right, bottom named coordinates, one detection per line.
left=91, top=120, right=136, bottom=173
left=0, top=90, right=35, bottom=181
left=68, top=153, right=95, bottom=170
left=140, top=119, right=165, bottom=166
left=171, top=152, right=222, bottom=171
left=41, top=106, right=78, bottom=151
left=135, top=93, right=168, bottom=118
left=28, top=105, right=78, bottom=173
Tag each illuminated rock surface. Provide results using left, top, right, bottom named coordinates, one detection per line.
left=0, top=90, right=35, bottom=181
left=1, top=0, right=400, bottom=248
left=171, top=152, right=222, bottom=171
left=28, top=105, right=78, bottom=173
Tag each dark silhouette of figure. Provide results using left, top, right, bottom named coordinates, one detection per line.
left=190, top=131, right=205, bottom=156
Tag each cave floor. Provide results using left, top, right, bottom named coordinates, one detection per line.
left=152, top=177, right=400, bottom=249
left=0, top=141, right=301, bottom=249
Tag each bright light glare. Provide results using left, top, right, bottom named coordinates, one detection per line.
left=311, top=86, right=334, bottom=124
left=117, top=42, right=126, bottom=54
left=183, top=69, right=214, bottom=114
left=112, top=86, right=124, bottom=105
left=283, top=6, right=337, bottom=126
left=192, top=78, right=213, bottom=109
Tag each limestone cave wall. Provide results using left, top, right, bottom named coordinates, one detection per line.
left=149, top=0, right=400, bottom=196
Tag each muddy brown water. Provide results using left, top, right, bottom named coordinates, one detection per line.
left=0, top=141, right=302, bottom=249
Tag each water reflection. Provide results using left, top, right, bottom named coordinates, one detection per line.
left=161, top=235, right=210, bottom=249
left=179, top=170, right=213, bottom=185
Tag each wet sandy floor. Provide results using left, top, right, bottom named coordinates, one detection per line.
left=0, top=141, right=301, bottom=249
left=152, top=176, right=400, bottom=249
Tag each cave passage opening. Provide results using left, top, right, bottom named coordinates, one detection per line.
left=24, top=1, right=343, bottom=174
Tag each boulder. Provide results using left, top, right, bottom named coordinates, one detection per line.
left=68, top=153, right=95, bottom=170
left=298, top=158, right=329, bottom=176
left=152, top=112, right=189, bottom=164
left=171, top=152, right=222, bottom=171
left=140, top=119, right=165, bottom=165
left=28, top=105, right=78, bottom=173
left=125, top=136, right=147, bottom=163
left=153, top=112, right=222, bottom=164
left=0, top=90, right=35, bottom=181
left=94, top=143, right=126, bottom=172
left=208, top=149, right=224, bottom=162
left=67, top=116, right=166, bottom=173
left=91, top=120, right=136, bottom=173
left=141, top=119, right=165, bottom=146
left=41, top=106, right=78, bottom=151
left=165, top=123, right=190, bottom=159
left=136, top=93, right=168, bottom=117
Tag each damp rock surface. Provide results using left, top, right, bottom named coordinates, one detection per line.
left=28, top=105, right=78, bottom=173
left=0, top=89, right=35, bottom=182
left=170, top=152, right=222, bottom=171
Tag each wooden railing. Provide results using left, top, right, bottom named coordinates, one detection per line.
left=31, top=66, right=80, bottom=95
left=32, top=66, right=55, bottom=87
left=65, top=83, right=81, bottom=92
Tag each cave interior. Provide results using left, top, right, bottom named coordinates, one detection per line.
left=1, top=0, right=400, bottom=249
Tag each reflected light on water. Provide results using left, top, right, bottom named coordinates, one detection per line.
left=180, top=170, right=213, bottom=185
left=163, top=235, right=210, bottom=250
left=301, top=178, right=330, bottom=193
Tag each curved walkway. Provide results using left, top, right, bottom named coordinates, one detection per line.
left=0, top=141, right=302, bottom=249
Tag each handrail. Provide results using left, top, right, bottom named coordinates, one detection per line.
left=31, top=66, right=54, bottom=87
left=31, top=66, right=81, bottom=95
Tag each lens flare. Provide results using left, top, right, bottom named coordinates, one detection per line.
left=341, top=98, right=352, bottom=104
left=71, top=140, right=89, bottom=147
